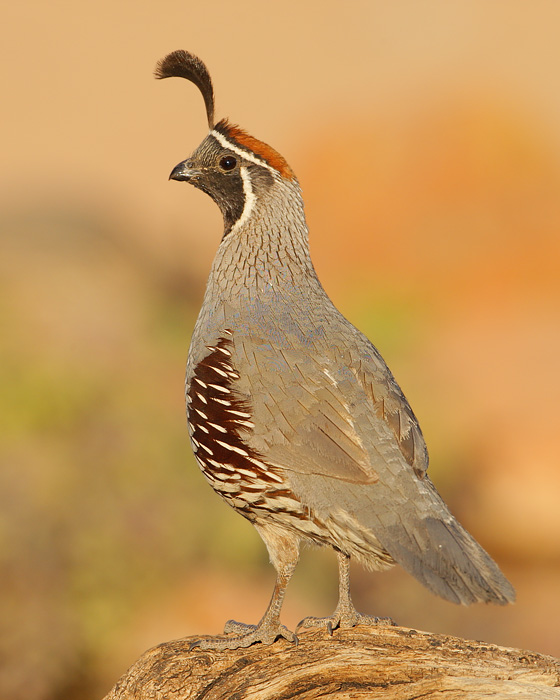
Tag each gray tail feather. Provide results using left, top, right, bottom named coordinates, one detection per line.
left=389, top=515, right=515, bottom=605
left=376, top=484, right=516, bottom=605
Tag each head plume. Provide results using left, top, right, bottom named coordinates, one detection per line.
left=155, top=50, right=215, bottom=129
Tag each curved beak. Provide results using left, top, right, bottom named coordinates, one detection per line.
left=169, top=160, right=197, bottom=182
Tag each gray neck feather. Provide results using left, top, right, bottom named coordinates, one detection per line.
left=204, top=177, right=323, bottom=309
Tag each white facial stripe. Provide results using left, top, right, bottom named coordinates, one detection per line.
left=211, top=129, right=276, bottom=174
left=229, top=166, right=256, bottom=235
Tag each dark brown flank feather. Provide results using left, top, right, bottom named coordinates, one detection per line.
left=187, top=335, right=301, bottom=521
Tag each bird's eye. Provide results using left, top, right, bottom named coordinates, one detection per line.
left=219, top=156, right=237, bottom=171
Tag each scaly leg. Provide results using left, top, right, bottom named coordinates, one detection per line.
left=297, top=550, right=394, bottom=633
left=190, top=523, right=299, bottom=650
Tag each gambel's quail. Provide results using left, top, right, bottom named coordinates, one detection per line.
left=155, top=50, right=515, bottom=650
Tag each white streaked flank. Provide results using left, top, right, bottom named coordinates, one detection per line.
left=207, top=458, right=235, bottom=472
left=212, top=397, right=232, bottom=406
left=208, top=421, right=227, bottom=433
left=208, top=365, right=229, bottom=378
left=215, top=439, right=249, bottom=457
left=234, top=419, right=255, bottom=429
left=208, top=383, right=230, bottom=393
left=227, top=409, right=252, bottom=418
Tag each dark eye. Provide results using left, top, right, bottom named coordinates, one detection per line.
left=219, top=155, right=237, bottom=171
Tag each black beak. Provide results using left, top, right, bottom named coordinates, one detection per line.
left=169, top=160, right=195, bottom=182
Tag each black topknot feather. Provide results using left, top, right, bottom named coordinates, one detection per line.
left=155, top=50, right=215, bottom=128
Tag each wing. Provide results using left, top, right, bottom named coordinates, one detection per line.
left=225, top=325, right=514, bottom=606
left=234, top=329, right=428, bottom=484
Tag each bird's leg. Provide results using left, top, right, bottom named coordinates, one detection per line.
left=221, top=560, right=297, bottom=639
left=190, top=525, right=299, bottom=651
left=297, top=550, right=395, bottom=633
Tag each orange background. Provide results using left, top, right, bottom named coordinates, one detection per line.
left=2, top=2, right=559, bottom=698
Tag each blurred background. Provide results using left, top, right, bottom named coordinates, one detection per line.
left=2, top=1, right=560, bottom=698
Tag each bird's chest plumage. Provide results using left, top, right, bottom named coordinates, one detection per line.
left=184, top=311, right=299, bottom=521
left=184, top=293, right=336, bottom=541
left=183, top=244, right=401, bottom=544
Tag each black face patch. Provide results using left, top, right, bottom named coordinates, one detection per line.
left=195, top=169, right=245, bottom=234
left=184, top=134, right=274, bottom=237
left=183, top=136, right=244, bottom=234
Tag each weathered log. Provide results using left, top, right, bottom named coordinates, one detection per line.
left=104, top=625, right=560, bottom=699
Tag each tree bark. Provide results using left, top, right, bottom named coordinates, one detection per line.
left=103, top=625, right=560, bottom=700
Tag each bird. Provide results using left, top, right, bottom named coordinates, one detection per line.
left=155, top=49, right=515, bottom=650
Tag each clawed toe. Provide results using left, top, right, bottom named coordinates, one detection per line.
left=350, top=613, right=396, bottom=627
left=189, top=620, right=298, bottom=651
left=297, top=611, right=396, bottom=634
left=223, top=619, right=257, bottom=635
left=362, top=614, right=396, bottom=627
left=296, top=615, right=337, bottom=633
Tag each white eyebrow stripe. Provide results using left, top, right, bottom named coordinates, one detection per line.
left=211, top=129, right=277, bottom=174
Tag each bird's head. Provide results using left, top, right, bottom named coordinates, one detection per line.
left=155, top=50, right=296, bottom=237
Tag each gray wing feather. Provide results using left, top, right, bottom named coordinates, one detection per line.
left=234, top=328, right=515, bottom=606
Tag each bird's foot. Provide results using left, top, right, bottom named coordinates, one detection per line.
left=223, top=619, right=256, bottom=635
left=297, top=609, right=395, bottom=635
left=189, top=618, right=298, bottom=651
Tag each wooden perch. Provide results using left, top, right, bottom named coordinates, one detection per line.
left=103, top=625, right=560, bottom=700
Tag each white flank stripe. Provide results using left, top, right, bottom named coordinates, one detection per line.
left=215, top=439, right=249, bottom=457
left=208, top=422, right=227, bottom=433
left=212, top=397, right=232, bottom=406
left=208, top=383, right=230, bottom=394
left=214, top=472, right=231, bottom=482
left=270, top=496, right=299, bottom=509
left=246, top=456, right=283, bottom=482
left=207, top=458, right=234, bottom=472
left=237, top=468, right=257, bottom=478
left=247, top=456, right=267, bottom=469
left=228, top=409, right=252, bottom=418
left=208, top=365, right=229, bottom=378
left=235, top=419, right=255, bottom=429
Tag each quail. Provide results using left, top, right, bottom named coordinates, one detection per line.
left=155, top=50, right=515, bottom=651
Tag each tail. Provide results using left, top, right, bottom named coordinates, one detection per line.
left=374, top=478, right=515, bottom=605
